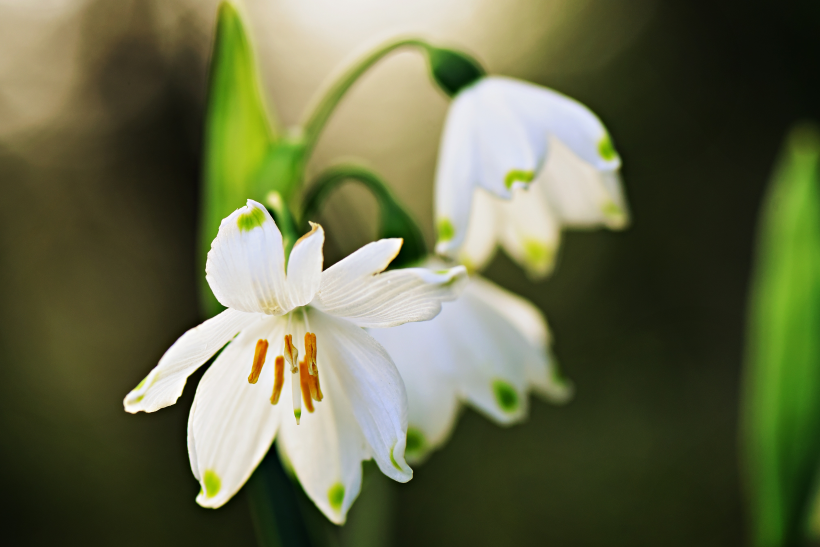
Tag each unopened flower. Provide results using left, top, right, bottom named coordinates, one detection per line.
left=370, top=267, right=571, bottom=463
left=434, top=76, right=629, bottom=277
left=124, top=200, right=466, bottom=523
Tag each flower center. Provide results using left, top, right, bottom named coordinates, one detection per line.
left=248, top=331, right=323, bottom=425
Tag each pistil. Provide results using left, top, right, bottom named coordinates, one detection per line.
left=284, top=334, right=301, bottom=424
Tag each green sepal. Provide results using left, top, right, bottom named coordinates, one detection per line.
left=742, top=122, right=820, bottom=547
left=302, top=164, right=427, bottom=268
left=425, top=46, right=485, bottom=97
left=199, top=1, right=279, bottom=318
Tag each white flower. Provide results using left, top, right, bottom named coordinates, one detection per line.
left=369, top=269, right=571, bottom=463
left=434, top=76, right=629, bottom=277
left=123, top=200, right=466, bottom=524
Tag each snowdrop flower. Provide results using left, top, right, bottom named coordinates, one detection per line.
left=434, top=76, right=629, bottom=277
left=124, top=200, right=466, bottom=523
left=370, top=268, right=570, bottom=463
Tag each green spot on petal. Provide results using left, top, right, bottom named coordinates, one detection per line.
left=492, top=379, right=520, bottom=413
left=328, top=482, right=345, bottom=511
left=237, top=206, right=267, bottom=232
left=294, top=409, right=301, bottom=420
left=598, top=134, right=618, bottom=162
left=505, top=169, right=534, bottom=190
left=602, top=201, right=621, bottom=216
left=389, top=446, right=403, bottom=471
left=134, top=375, right=148, bottom=391
left=523, top=239, right=553, bottom=268
left=437, top=218, right=455, bottom=243
left=405, top=427, right=426, bottom=457
left=203, top=469, right=221, bottom=498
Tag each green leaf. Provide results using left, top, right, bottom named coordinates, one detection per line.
left=302, top=164, right=427, bottom=268
left=743, top=123, right=820, bottom=547
left=199, top=1, right=277, bottom=317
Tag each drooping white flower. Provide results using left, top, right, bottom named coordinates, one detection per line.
left=434, top=76, right=629, bottom=277
left=370, top=269, right=570, bottom=463
left=124, top=200, right=466, bottom=524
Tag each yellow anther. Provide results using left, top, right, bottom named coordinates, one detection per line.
left=299, top=358, right=315, bottom=413
left=284, top=334, right=298, bottom=372
left=270, top=356, right=285, bottom=405
left=247, top=339, right=269, bottom=384
left=309, top=373, right=323, bottom=402
left=303, top=332, right=323, bottom=401
left=305, top=332, right=318, bottom=375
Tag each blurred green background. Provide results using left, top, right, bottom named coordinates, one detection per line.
left=2, top=0, right=820, bottom=545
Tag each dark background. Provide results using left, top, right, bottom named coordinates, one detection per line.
left=2, top=0, right=820, bottom=545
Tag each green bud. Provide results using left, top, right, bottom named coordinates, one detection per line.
left=426, top=46, right=485, bottom=97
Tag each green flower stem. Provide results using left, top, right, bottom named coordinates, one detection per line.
left=248, top=447, right=313, bottom=547
left=300, top=38, right=431, bottom=158
left=265, top=191, right=300, bottom=258
left=302, top=164, right=427, bottom=268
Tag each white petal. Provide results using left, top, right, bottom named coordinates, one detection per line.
left=473, top=81, right=539, bottom=195
left=456, top=188, right=500, bottom=272
left=488, top=76, right=621, bottom=172
left=191, top=316, right=284, bottom=508
left=313, top=240, right=468, bottom=328
left=496, top=179, right=562, bottom=279
left=368, top=321, right=460, bottom=464
left=187, top=397, right=200, bottom=482
left=319, top=238, right=402, bottom=284
left=285, top=222, right=325, bottom=307
left=308, top=309, right=412, bottom=483
left=206, top=200, right=291, bottom=315
left=466, top=276, right=571, bottom=402
left=467, top=276, right=549, bottom=348
left=434, top=87, right=479, bottom=258
left=277, top=318, right=367, bottom=524
left=537, top=137, right=629, bottom=229
left=431, top=286, right=531, bottom=425
left=124, top=308, right=260, bottom=414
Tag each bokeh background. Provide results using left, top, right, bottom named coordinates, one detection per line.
left=2, top=0, right=820, bottom=545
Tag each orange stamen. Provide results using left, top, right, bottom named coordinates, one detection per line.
left=299, top=358, right=315, bottom=413
left=247, top=339, right=269, bottom=384
left=309, top=373, right=323, bottom=402
left=304, top=332, right=317, bottom=375
left=303, top=332, right=323, bottom=400
left=284, top=334, right=298, bottom=372
left=270, top=356, right=285, bottom=404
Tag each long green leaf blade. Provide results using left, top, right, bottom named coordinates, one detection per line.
left=200, top=1, right=276, bottom=317
left=743, top=123, right=820, bottom=547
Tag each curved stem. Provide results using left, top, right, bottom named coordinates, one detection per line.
left=302, top=164, right=428, bottom=268
left=300, top=38, right=431, bottom=158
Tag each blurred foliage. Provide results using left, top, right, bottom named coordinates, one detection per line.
left=742, top=124, right=820, bottom=547
left=200, top=1, right=278, bottom=317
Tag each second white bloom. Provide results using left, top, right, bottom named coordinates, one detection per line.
left=435, top=76, right=629, bottom=277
